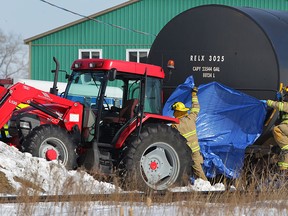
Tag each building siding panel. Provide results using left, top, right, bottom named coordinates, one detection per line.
left=28, top=0, right=288, bottom=81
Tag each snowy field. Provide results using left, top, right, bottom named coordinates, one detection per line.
left=1, top=200, right=287, bottom=216
left=0, top=142, right=287, bottom=215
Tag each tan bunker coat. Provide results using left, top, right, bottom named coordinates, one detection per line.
left=267, top=100, right=288, bottom=170
left=172, top=92, right=207, bottom=180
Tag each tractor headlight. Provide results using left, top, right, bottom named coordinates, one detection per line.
left=7, top=120, right=18, bottom=136
left=19, top=121, right=31, bottom=129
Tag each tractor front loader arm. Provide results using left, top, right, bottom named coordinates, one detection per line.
left=0, top=83, right=83, bottom=131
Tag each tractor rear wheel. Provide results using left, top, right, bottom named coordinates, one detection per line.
left=22, top=124, right=77, bottom=170
left=123, top=123, right=192, bottom=191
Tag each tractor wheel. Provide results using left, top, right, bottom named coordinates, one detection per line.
left=22, top=124, right=77, bottom=170
left=123, top=123, right=192, bottom=191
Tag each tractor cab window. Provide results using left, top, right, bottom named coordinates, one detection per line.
left=65, top=72, right=103, bottom=107
left=106, top=76, right=162, bottom=114
left=127, top=80, right=140, bottom=100
left=145, top=78, right=162, bottom=114
left=105, top=78, right=140, bottom=109
left=105, top=79, right=124, bottom=109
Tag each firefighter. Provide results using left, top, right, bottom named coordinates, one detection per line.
left=171, top=87, right=208, bottom=181
left=265, top=98, right=288, bottom=171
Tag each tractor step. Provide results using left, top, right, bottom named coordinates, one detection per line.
left=97, top=142, right=114, bottom=149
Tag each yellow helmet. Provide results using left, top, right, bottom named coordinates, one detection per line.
left=172, top=102, right=189, bottom=112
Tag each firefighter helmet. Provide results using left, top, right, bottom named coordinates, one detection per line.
left=172, top=102, right=189, bottom=111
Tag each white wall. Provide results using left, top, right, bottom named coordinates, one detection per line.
left=14, top=78, right=67, bottom=93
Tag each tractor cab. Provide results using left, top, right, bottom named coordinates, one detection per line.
left=66, top=59, right=164, bottom=147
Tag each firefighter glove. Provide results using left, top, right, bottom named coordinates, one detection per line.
left=260, top=100, right=267, bottom=104
left=277, top=91, right=282, bottom=101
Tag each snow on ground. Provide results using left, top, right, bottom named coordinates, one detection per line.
left=0, top=142, right=116, bottom=195
left=169, top=179, right=227, bottom=192
left=0, top=141, right=225, bottom=195
left=0, top=200, right=285, bottom=216
left=0, top=141, right=287, bottom=215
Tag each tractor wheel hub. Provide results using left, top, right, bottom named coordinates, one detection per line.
left=149, top=161, right=158, bottom=170
left=46, top=149, right=58, bottom=161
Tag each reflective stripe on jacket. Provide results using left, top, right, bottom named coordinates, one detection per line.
left=172, top=91, right=200, bottom=152
left=267, top=100, right=288, bottom=125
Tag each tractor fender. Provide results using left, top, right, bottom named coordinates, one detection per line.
left=114, top=113, right=179, bottom=149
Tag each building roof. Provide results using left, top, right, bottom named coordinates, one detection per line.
left=24, top=0, right=138, bottom=44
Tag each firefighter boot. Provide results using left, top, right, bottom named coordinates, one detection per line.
left=191, top=151, right=208, bottom=181
left=273, top=160, right=288, bottom=189
left=278, top=150, right=288, bottom=171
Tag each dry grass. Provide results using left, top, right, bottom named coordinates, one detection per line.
left=0, top=155, right=288, bottom=216
left=0, top=171, right=15, bottom=194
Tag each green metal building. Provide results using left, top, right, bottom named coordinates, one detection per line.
left=24, top=0, right=288, bottom=82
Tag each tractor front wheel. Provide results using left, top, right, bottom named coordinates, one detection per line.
left=123, top=123, right=192, bottom=191
left=22, top=124, right=77, bottom=170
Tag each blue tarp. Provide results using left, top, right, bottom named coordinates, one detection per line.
left=163, top=76, right=267, bottom=179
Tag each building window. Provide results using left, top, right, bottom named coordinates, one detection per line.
left=79, top=49, right=102, bottom=59
left=126, top=49, right=149, bottom=63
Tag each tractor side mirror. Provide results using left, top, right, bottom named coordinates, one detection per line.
left=108, top=68, right=117, bottom=81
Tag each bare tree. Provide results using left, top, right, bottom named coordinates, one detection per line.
left=0, top=30, right=28, bottom=79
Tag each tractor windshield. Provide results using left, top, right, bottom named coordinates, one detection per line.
left=64, top=72, right=104, bottom=106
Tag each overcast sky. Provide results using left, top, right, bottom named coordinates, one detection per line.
left=0, top=0, right=127, bottom=39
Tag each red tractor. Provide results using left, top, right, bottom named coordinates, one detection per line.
left=1, top=58, right=192, bottom=191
